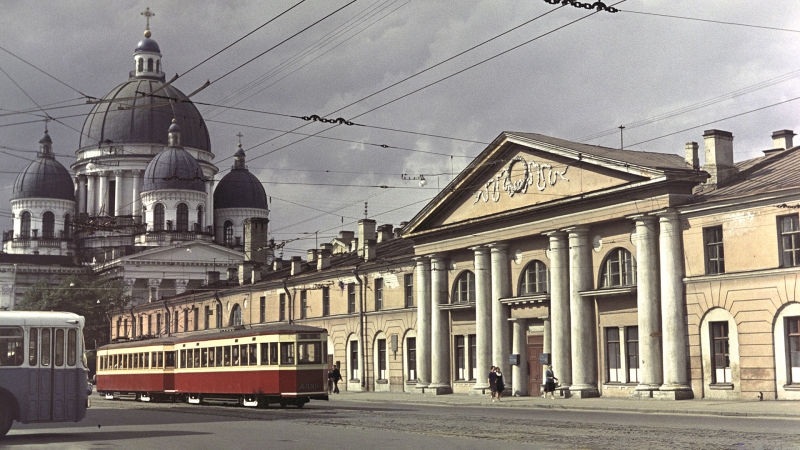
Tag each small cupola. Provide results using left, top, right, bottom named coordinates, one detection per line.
left=233, top=136, right=246, bottom=170
left=132, top=7, right=164, bottom=79
left=168, top=119, right=181, bottom=147
left=38, top=127, right=54, bottom=158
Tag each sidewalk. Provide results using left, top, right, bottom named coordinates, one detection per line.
left=329, top=390, right=800, bottom=419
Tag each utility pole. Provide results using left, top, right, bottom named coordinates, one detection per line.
left=618, top=125, right=625, bottom=150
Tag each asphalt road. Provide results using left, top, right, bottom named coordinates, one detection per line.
left=3, top=397, right=799, bottom=449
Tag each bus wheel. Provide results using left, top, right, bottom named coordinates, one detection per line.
left=0, top=403, right=13, bottom=437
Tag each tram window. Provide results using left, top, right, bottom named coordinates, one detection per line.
left=55, top=329, right=65, bottom=367
left=269, top=343, right=278, bottom=365
left=187, top=350, right=194, bottom=368
left=209, top=347, right=216, bottom=366
left=180, top=350, right=186, bottom=368
left=0, top=327, right=24, bottom=366
left=134, top=354, right=138, bottom=368
left=260, top=343, right=268, bottom=365
left=232, top=345, right=239, bottom=366
left=28, top=328, right=38, bottom=366
left=41, top=329, right=51, bottom=366
left=249, top=344, right=257, bottom=365
left=165, top=351, right=175, bottom=368
left=223, top=346, right=231, bottom=366
left=159, top=352, right=164, bottom=368
left=201, top=348, right=208, bottom=367
left=297, top=342, right=321, bottom=364
left=238, top=344, right=247, bottom=366
left=194, top=349, right=200, bottom=367
left=280, top=343, right=295, bottom=365
left=215, top=347, right=222, bottom=367
left=67, top=329, right=77, bottom=366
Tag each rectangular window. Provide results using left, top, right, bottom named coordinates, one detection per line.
left=788, top=316, right=800, bottom=384
left=147, top=315, right=152, bottom=335
left=704, top=226, right=725, bottom=275
left=377, top=339, right=387, bottom=380
left=249, top=343, right=257, bottom=365
left=183, top=310, right=189, bottom=332
left=204, top=306, right=209, bottom=330
left=260, top=343, right=269, bottom=365
left=626, top=327, right=639, bottom=383
left=40, top=329, right=51, bottom=367
left=780, top=215, right=800, bottom=267
left=215, top=347, right=222, bottom=367
left=322, top=287, right=330, bottom=317
left=174, top=313, right=178, bottom=334
left=300, top=290, right=307, bottom=319
left=180, top=349, right=187, bottom=368
left=54, top=329, right=64, bottom=367
left=193, top=308, right=199, bottom=331
left=711, top=321, right=731, bottom=384
left=375, top=278, right=383, bottom=311
left=259, top=296, right=266, bottom=323
left=0, top=327, right=24, bottom=366
left=407, top=337, right=416, bottom=381
left=279, top=294, right=286, bottom=321
left=165, top=351, right=175, bottom=368
left=606, top=327, right=622, bottom=383
left=156, top=314, right=161, bottom=335
left=67, top=329, right=77, bottom=366
left=404, top=274, right=414, bottom=308
left=239, top=345, right=248, bottom=366
left=298, top=342, right=322, bottom=364
left=269, top=342, right=278, bottom=365
left=280, top=342, right=295, bottom=365
left=223, top=346, right=231, bottom=366
left=350, top=340, right=359, bottom=380
left=28, top=328, right=37, bottom=366
left=348, top=283, right=356, bottom=314
left=469, top=335, right=476, bottom=380
left=201, top=348, right=208, bottom=367
left=455, top=335, right=465, bottom=380
left=232, top=345, right=240, bottom=366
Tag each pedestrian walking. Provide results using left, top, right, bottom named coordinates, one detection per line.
left=488, top=366, right=498, bottom=402
left=495, top=368, right=505, bottom=401
left=331, top=365, right=343, bottom=394
left=544, top=365, right=557, bottom=399
left=327, top=369, right=334, bottom=393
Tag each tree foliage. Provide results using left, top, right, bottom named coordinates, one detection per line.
left=15, top=275, right=130, bottom=349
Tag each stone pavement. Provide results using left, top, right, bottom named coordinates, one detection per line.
left=330, top=390, right=800, bottom=419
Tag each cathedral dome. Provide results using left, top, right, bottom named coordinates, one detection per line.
left=142, top=124, right=206, bottom=193
left=214, top=143, right=268, bottom=210
left=78, top=78, right=210, bottom=152
left=12, top=130, right=75, bottom=201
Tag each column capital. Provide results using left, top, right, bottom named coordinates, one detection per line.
left=657, top=208, right=680, bottom=221
left=564, top=225, right=590, bottom=236
left=426, top=252, right=448, bottom=261
left=132, top=169, right=142, bottom=176
left=413, top=255, right=430, bottom=263
left=486, top=242, right=508, bottom=251
left=113, top=169, right=124, bottom=177
left=542, top=230, right=567, bottom=238
left=469, top=245, right=490, bottom=255
left=627, top=213, right=658, bottom=225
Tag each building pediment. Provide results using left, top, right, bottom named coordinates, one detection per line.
left=404, top=132, right=700, bottom=237
left=117, top=242, right=243, bottom=266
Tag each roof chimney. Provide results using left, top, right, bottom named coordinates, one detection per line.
left=702, top=129, right=737, bottom=185
left=685, top=142, right=699, bottom=170
left=205, top=271, right=220, bottom=285
left=238, top=262, right=253, bottom=286
left=272, top=258, right=283, bottom=271
left=377, top=224, right=393, bottom=243
left=357, top=219, right=376, bottom=258
left=772, top=129, right=795, bottom=150
left=363, top=239, right=376, bottom=262
left=307, top=248, right=317, bottom=263
left=318, top=243, right=332, bottom=270
left=290, top=256, right=303, bottom=276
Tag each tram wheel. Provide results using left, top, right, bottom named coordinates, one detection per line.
left=279, top=400, right=287, bottom=409
left=0, top=402, right=13, bottom=437
left=296, top=401, right=305, bottom=409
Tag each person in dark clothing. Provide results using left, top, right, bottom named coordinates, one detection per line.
left=495, top=368, right=505, bottom=401
left=488, top=366, right=498, bottom=402
left=544, top=365, right=557, bottom=399
left=330, top=366, right=343, bottom=394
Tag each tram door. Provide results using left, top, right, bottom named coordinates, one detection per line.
left=527, top=335, right=543, bottom=397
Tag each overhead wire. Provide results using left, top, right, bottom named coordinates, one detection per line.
left=618, top=9, right=800, bottom=34
left=0, top=45, right=93, bottom=99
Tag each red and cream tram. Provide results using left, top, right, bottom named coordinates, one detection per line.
left=96, top=324, right=328, bottom=408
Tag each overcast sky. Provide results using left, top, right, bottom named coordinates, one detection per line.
left=1, top=1, right=799, bottom=257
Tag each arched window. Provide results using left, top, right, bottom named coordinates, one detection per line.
left=20, top=211, right=31, bottom=238
left=42, top=211, right=55, bottom=239
left=176, top=203, right=189, bottom=231
left=519, top=260, right=548, bottom=295
left=196, top=205, right=204, bottom=231
left=156, top=60, right=160, bottom=73
left=600, top=248, right=636, bottom=288
left=452, top=271, right=475, bottom=303
left=147, top=58, right=153, bottom=72
left=224, top=220, right=234, bottom=245
left=63, top=213, right=71, bottom=238
left=137, top=58, right=143, bottom=72
left=153, top=203, right=165, bottom=231
left=229, top=304, right=242, bottom=326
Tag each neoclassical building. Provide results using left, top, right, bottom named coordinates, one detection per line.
left=108, top=126, right=800, bottom=401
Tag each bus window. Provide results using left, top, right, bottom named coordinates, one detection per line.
left=269, top=343, right=278, bottom=365
left=280, top=343, right=294, bottom=365
left=0, top=327, right=24, bottom=366
left=29, top=328, right=38, bottom=366
left=260, top=343, right=268, bottom=365
left=54, top=329, right=65, bottom=367
left=201, top=348, right=208, bottom=367
left=223, top=346, right=231, bottom=366
left=165, top=351, right=175, bottom=368
left=297, top=342, right=321, bottom=364
left=249, top=344, right=257, bottom=365
left=232, top=345, right=239, bottom=366
left=239, top=345, right=248, bottom=366
left=41, top=329, right=51, bottom=366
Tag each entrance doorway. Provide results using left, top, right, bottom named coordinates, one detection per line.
left=527, top=335, right=543, bottom=397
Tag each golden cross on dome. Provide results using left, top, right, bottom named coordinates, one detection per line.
left=141, top=7, right=155, bottom=31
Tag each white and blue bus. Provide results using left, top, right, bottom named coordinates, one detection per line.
left=0, top=311, right=90, bottom=437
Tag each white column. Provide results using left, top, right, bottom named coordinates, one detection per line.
left=659, top=210, right=692, bottom=396
left=77, top=176, right=87, bottom=214
left=567, top=226, right=598, bottom=397
left=545, top=231, right=571, bottom=387
left=511, top=318, right=528, bottom=396
left=543, top=316, right=551, bottom=394
left=634, top=215, right=663, bottom=390
left=429, top=254, right=451, bottom=392
left=471, top=246, right=492, bottom=390
left=206, top=180, right=215, bottom=233
left=132, top=169, right=142, bottom=220
left=414, top=257, right=431, bottom=388
left=488, top=243, right=511, bottom=384
left=114, top=170, right=124, bottom=216
left=86, top=175, right=96, bottom=216
left=97, top=171, right=108, bottom=215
